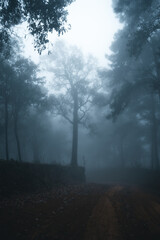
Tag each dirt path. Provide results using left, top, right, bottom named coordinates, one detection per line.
left=85, top=186, right=122, bottom=240
left=0, top=184, right=160, bottom=240
left=85, top=185, right=160, bottom=240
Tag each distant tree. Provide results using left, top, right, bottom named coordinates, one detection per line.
left=10, top=58, right=45, bottom=161
left=23, top=110, right=70, bottom=164
left=0, top=0, right=74, bottom=53
left=0, top=55, right=45, bottom=161
left=0, top=60, right=14, bottom=160
left=44, top=42, right=98, bottom=167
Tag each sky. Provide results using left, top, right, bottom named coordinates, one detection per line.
left=23, top=0, right=122, bottom=67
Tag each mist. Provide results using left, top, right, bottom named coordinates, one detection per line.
left=1, top=0, right=160, bottom=239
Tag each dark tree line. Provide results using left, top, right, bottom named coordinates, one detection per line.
left=99, top=0, right=160, bottom=170
left=0, top=43, right=45, bottom=161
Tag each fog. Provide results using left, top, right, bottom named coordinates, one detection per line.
left=0, top=0, right=160, bottom=183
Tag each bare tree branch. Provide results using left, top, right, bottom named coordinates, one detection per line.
left=56, top=102, right=73, bottom=124
left=78, top=94, right=92, bottom=109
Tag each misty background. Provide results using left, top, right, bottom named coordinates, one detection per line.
left=0, top=0, right=160, bottom=182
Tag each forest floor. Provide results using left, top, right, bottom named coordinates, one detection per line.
left=0, top=184, right=160, bottom=240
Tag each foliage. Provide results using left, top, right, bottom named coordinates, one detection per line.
left=0, top=44, right=47, bottom=161
left=98, top=1, right=160, bottom=169
left=0, top=0, right=74, bottom=53
left=113, top=0, right=160, bottom=56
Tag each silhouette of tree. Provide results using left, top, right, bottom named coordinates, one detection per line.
left=44, top=41, right=98, bottom=166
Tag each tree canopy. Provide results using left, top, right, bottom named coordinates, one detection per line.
left=113, top=0, right=160, bottom=56
left=0, top=0, right=74, bottom=53
left=99, top=0, right=160, bottom=169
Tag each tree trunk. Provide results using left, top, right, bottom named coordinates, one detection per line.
left=4, top=97, right=9, bottom=161
left=71, top=89, right=78, bottom=167
left=151, top=40, right=160, bottom=83
left=150, top=93, right=159, bottom=170
left=14, top=113, right=22, bottom=162
left=120, top=139, right=125, bottom=167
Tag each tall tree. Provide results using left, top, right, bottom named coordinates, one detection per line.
left=44, top=41, right=97, bottom=166
left=100, top=24, right=160, bottom=169
left=0, top=54, right=45, bottom=161
left=0, top=60, right=14, bottom=160
left=10, top=58, right=44, bottom=161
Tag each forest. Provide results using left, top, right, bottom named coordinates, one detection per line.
left=1, top=0, right=160, bottom=240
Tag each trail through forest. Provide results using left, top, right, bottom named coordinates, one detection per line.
left=0, top=184, right=160, bottom=240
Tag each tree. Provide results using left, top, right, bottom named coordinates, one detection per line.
left=0, top=60, right=14, bottom=160
left=0, top=0, right=74, bottom=53
left=100, top=25, right=160, bottom=169
left=113, top=0, right=160, bottom=56
left=97, top=1, right=160, bottom=169
left=44, top=41, right=98, bottom=167
left=112, top=1, right=160, bottom=169
left=0, top=54, right=45, bottom=161
left=11, top=58, right=45, bottom=161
